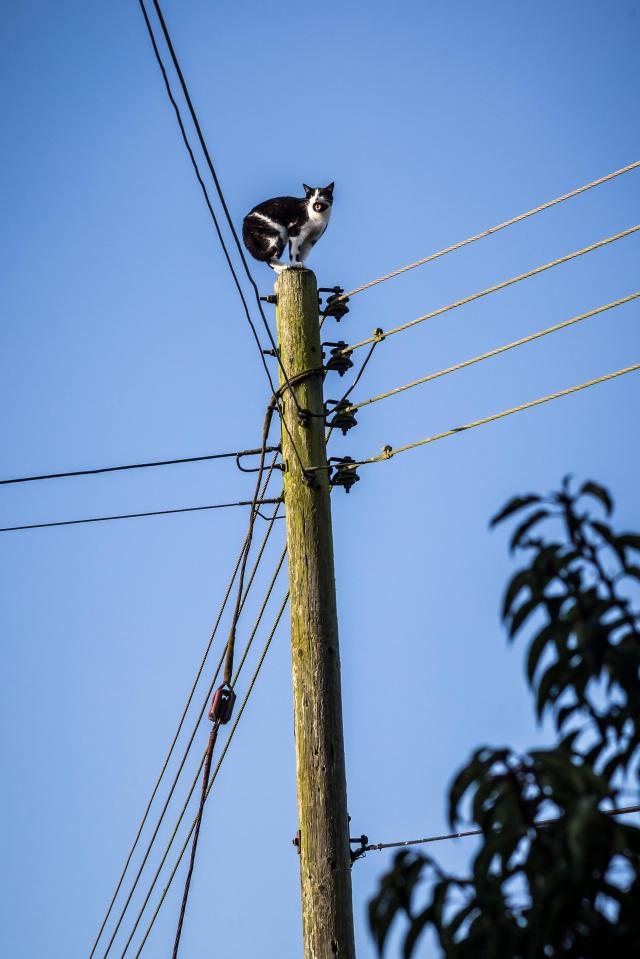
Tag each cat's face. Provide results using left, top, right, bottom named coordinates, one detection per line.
left=303, top=182, right=334, bottom=213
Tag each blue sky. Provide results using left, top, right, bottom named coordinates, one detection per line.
left=1, top=1, right=639, bottom=956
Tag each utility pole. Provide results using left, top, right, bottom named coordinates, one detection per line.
left=276, top=268, right=356, bottom=959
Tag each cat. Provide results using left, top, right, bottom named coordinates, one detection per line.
left=242, top=183, right=334, bottom=273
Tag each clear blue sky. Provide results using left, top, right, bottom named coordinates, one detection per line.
left=1, top=1, right=639, bottom=956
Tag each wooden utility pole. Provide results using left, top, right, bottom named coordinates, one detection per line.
left=276, top=268, right=356, bottom=959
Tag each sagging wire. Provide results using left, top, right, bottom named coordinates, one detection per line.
left=336, top=160, right=640, bottom=301
left=344, top=292, right=640, bottom=416
left=339, top=225, right=640, bottom=355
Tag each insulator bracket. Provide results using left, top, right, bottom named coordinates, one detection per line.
left=319, top=286, right=349, bottom=322
left=329, top=456, right=360, bottom=494
left=326, top=399, right=357, bottom=436
left=322, top=341, right=354, bottom=377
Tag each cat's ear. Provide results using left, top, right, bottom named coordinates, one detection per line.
left=325, top=182, right=335, bottom=194
left=302, top=184, right=313, bottom=197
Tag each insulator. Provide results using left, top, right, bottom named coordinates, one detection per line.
left=323, top=341, right=353, bottom=377
left=330, top=457, right=360, bottom=494
left=328, top=400, right=358, bottom=436
left=208, top=683, right=237, bottom=723
left=319, top=287, right=350, bottom=322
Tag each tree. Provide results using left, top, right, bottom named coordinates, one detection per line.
left=368, top=478, right=640, bottom=958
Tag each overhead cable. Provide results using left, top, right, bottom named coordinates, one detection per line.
left=136, top=0, right=307, bottom=481
left=92, top=468, right=282, bottom=958
left=0, top=498, right=282, bottom=534
left=136, top=0, right=275, bottom=394
left=347, top=292, right=640, bottom=414
left=1, top=446, right=279, bottom=487
left=336, top=363, right=640, bottom=471
left=167, top=398, right=283, bottom=955
left=89, top=520, right=251, bottom=959
left=338, top=160, right=640, bottom=301
left=357, top=803, right=640, bottom=857
left=119, top=592, right=290, bottom=958
left=142, top=0, right=304, bottom=416
left=113, top=564, right=286, bottom=959
left=341, top=225, right=640, bottom=354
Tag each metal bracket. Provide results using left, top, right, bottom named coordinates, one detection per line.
left=349, top=834, right=369, bottom=864
left=322, top=341, right=354, bottom=377
left=319, top=286, right=350, bottom=322
left=260, top=294, right=278, bottom=305
left=329, top=456, right=360, bottom=493
left=326, top=399, right=357, bottom=435
left=236, top=449, right=284, bottom=473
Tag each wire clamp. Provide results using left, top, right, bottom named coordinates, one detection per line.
left=329, top=457, right=360, bottom=493
left=297, top=408, right=312, bottom=428
left=326, top=399, right=357, bottom=436
left=301, top=469, right=319, bottom=490
left=350, top=834, right=369, bottom=864
left=208, top=683, right=237, bottom=724
left=322, top=341, right=354, bottom=377
left=319, top=286, right=350, bottom=322
left=381, top=445, right=394, bottom=460
left=373, top=327, right=386, bottom=343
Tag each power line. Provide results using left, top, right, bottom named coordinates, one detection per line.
left=147, top=0, right=295, bottom=397
left=347, top=292, right=640, bottom=414
left=166, top=403, right=282, bottom=955
left=89, top=460, right=282, bottom=958
left=119, top=591, right=290, bottom=958
left=357, top=803, right=640, bottom=857
left=88, top=527, right=248, bottom=959
left=102, top=541, right=287, bottom=959
left=140, top=0, right=304, bottom=424
left=136, top=0, right=275, bottom=394
left=337, top=159, right=640, bottom=301
left=137, top=0, right=307, bottom=474
left=0, top=498, right=282, bottom=534
left=0, top=446, right=279, bottom=487
left=341, top=224, right=640, bottom=354
left=331, top=363, right=640, bottom=471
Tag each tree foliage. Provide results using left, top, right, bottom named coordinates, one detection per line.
left=368, top=478, right=640, bottom=958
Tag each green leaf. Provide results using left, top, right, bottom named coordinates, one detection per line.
left=502, top=568, right=534, bottom=620
left=526, top=622, right=560, bottom=685
left=490, top=495, right=541, bottom=528
left=617, top=533, right=640, bottom=553
left=509, top=595, right=540, bottom=638
left=535, top=661, right=567, bottom=718
left=580, top=481, right=613, bottom=515
left=509, top=509, right=550, bottom=552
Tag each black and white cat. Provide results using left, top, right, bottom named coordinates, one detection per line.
left=242, top=183, right=334, bottom=273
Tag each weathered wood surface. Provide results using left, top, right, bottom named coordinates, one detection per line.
left=276, top=268, right=356, bottom=959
